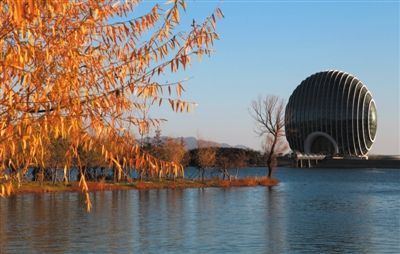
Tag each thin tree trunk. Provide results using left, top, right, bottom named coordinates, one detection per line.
left=53, top=168, right=57, bottom=184
left=201, top=168, right=205, bottom=181
left=117, top=169, right=122, bottom=182
left=267, top=163, right=272, bottom=178
left=113, top=166, right=117, bottom=182
left=39, top=167, right=44, bottom=184
left=63, top=167, right=69, bottom=184
left=266, top=135, right=278, bottom=178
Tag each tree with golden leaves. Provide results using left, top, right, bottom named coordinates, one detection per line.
left=196, top=140, right=216, bottom=181
left=0, top=0, right=223, bottom=210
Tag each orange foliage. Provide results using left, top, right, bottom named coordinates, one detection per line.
left=0, top=0, right=223, bottom=210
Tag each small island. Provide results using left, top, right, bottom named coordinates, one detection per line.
left=3, top=142, right=278, bottom=197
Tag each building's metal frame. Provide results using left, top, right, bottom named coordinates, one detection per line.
left=285, top=70, right=377, bottom=157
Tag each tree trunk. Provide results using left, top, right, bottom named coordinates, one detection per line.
left=52, top=168, right=57, bottom=184
left=39, top=167, right=44, bottom=184
left=112, top=166, right=117, bottom=182
left=117, top=167, right=122, bottom=182
left=267, top=161, right=272, bottom=178
left=63, top=167, right=69, bottom=184
left=201, top=168, right=205, bottom=181
left=266, top=135, right=278, bottom=178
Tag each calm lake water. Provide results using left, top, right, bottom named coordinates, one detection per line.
left=1, top=167, right=399, bottom=253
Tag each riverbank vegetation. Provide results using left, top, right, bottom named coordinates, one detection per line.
left=0, top=126, right=279, bottom=198
left=2, top=133, right=278, bottom=198
left=13, top=177, right=278, bottom=195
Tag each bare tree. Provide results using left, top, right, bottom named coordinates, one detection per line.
left=250, top=96, right=287, bottom=178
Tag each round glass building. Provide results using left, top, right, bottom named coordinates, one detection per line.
left=285, top=70, right=377, bottom=157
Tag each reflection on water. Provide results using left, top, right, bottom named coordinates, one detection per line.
left=1, top=168, right=399, bottom=253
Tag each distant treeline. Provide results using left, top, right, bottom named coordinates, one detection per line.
left=188, top=147, right=265, bottom=168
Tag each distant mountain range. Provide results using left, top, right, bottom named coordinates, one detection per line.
left=178, top=137, right=250, bottom=150
left=145, top=136, right=251, bottom=151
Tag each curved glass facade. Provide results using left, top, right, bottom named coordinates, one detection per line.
left=285, top=70, right=377, bottom=156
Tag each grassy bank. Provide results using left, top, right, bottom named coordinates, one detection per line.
left=11, top=177, right=278, bottom=195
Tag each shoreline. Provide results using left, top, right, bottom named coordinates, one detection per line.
left=10, top=177, right=279, bottom=195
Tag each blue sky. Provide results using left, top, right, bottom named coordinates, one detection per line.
left=140, top=1, right=399, bottom=155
